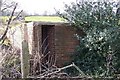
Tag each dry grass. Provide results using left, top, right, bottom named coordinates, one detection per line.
left=0, top=45, right=21, bottom=78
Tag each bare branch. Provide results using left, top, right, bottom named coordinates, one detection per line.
left=72, top=63, right=86, bottom=77
left=13, top=10, right=23, bottom=21
left=0, top=3, right=17, bottom=42
left=1, top=5, right=13, bottom=12
left=38, top=63, right=86, bottom=78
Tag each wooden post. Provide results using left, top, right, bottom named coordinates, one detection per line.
left=21, top=24, right=30, bottom=78
left=21, top=40, right=29, bottom=78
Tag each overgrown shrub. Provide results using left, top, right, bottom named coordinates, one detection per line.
left=0, top=46, right=21, bottom=78
left=59, top=1, right=120, bottom=77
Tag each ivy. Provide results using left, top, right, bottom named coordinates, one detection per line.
left=60, top=1, right=120, bottom=77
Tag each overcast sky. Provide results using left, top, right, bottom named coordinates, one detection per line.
left=12, top=0, right=119, bottom=15
left=12, top=0, right=76, bottom=15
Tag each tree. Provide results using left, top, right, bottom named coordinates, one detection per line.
left=59, top=1, right=120, bottom=77
left=0, top=1, right=25, bottom=78
left=0, top=0, right=23, bottom=43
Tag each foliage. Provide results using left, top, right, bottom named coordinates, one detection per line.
left=60, top=1, right=120, bottom=77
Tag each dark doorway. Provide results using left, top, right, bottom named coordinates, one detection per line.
left=41, top=25, right=55, bottom=67
left=42, top=26, right=49, bottom=55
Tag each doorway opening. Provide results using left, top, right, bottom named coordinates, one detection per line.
left=41, top=25, right=55, bottom=67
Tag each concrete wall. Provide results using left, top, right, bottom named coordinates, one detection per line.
left=7, top=24, right=23, bottom=50
left=7, top=22, right=34, bottom=54
left=54, top=25, right=79, bottom=67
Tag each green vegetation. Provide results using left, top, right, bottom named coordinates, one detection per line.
left=1, top=16, right=66, bottom=22
left=60, top=1, right=120, bottom=77
left=25, top=16, right=66, bottom=22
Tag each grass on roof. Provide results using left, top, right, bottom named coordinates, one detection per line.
left=25, top=16, right=66, bottom=22
left=0, top=16, right=66, bottom=22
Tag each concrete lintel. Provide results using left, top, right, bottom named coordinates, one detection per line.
left=33, top=21, right=70, bottom=27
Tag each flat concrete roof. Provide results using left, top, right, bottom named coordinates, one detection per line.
left=33, top=21, right=70, bottom=26
left=25, top=16, right=67, bottom=23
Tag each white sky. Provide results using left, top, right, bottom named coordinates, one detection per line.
left=13, top=0, right=76, bottom=15
left=12, top=0, right=119, bottom=15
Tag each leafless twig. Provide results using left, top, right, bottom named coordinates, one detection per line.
left=1, top=5, right=14, bottom=12
left=0, top=3, right=17, bottom=42
left=13, top=10, right=23, bottom=21
left=34, top=63, right=87, bottom=78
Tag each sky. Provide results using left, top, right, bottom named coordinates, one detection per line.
left=12, top=0, right=119, bottom=15
left=13, top=0, right=76, bottom=15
